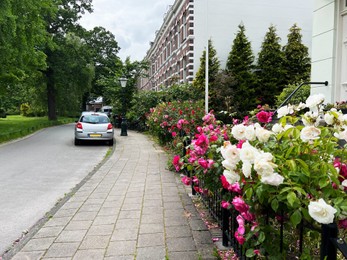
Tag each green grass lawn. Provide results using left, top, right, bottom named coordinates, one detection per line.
left=0, top=115, right=76, bottom=144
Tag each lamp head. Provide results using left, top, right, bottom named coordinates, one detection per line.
left=119, top=77, right=128, bottom=88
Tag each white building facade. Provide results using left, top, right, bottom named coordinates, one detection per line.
left=140, top=0, right=313, bottom=91
left=310, top=0, right=347, bottom=103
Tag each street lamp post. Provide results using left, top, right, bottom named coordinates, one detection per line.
left=119, top=77, right=128, bottom=136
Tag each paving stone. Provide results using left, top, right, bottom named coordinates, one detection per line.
left=189, top=219, right=208, bottom=231
left=115, top=218, right=140, bottom=229
left=44, top=216, right=71, bottom=227
left=87, top=224, right=114, bottom=236
left=21, top=237, right=55, bottom=251
left=168, top=251, right=202, bottom=260
left=93, top=215, right=116, bottom=225
left=166, top=226, right=193, bottom=238
left=167, top=237, right=196, bottom=252
left=72, top=211, right=98, bottom=221
left=106, top=240, right=136, bottom=256
left=141, top=206, right=163, bottom=215
left=79, top=203, right=102, bottom=212
left=165, top=216, right=189, bottom=226
left=98, top=206, right=120, bottom=216
left=11, top=251, right=45, bottom=260
left=79, top=235, right=110, bottom=249
left=136, top=246, right=166, bottom=260
left=111, top=228, right=138, bottom=241
left=65, top=220, right=93, bottom=230
left=192, top=230, right=213, bottom=244
left=140, top=213, right=163, bottom=224
left=33, top=226, right=64, bottom=239
left=118, top=210, right=141, bottom=219
left=54, top=208, right=78, bottom=218
left=44, top=242, right=79, bottom=258
left=143, top=199, right=163, bottom=207
left=137, top=233, right=164, bottom=247
left=56, top=230, right=87, bottom=242
left=139, top=223, right=164, bottom=234
left=73, top=249, right=105, bottom=260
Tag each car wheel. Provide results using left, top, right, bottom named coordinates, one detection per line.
left=108, top=139, right=114, bottom=146
left=74, top=138, right=80, bottom=146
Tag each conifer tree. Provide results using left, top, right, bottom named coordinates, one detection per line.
left=256, top=25, right=286, bottom=106
left=192, top=39, right=220, bottom=90
left=226, top=24, right=256, bottom=116
left=282, top=24, right=311, bottom=85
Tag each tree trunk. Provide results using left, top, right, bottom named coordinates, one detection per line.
left=46, top=68, right=57, bottom=121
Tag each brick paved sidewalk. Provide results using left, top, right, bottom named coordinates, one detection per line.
left=7, top=130, right=217, bottom=260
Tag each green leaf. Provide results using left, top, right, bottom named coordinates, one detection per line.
left=246, top=249, right=256, bottom=258
left=271, top=198, right=279, bottom=211
left=290, top=210, right=302, bottom=227
left=287, top=191, right=297, bottom=207
left=244, top=188, right=253, bottom=200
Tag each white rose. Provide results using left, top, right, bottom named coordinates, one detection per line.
left=296, top=102, right=306, bottom=111
left=245, top=125, right=256, bottom=141
left=324, top=112, right=335, bottom=125
left=239, top=142, right=259, bottom=163
left=255, top=127, right=273, bottom=143
left=220, top=141, right=240, bottom=164
left=305, top=94, right=325, bottom=108
left=242, top=161, right=252, bottom=178
left=272, top=123, right=284, bottom=133
left=261, top=172, right=284, bottom=186
left=223, top=169, right=240, bottom=184
left=231, top=124, right=247, bottom=140
left=277, top=105, right=293, bottom=118
left=300, top=126, right=321, bottom=142
left=222, top=159, right=236, bottom=171
left=254, top=160, right=276, bottom=176
left=308, top=198, right=337, bottom=224
left=335, top=129, right=347, bottom=142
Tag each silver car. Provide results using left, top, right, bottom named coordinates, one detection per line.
left=74, top=112, right=114, bottom=145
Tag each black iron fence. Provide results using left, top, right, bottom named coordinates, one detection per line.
left=188, top=178, right=347, bottom=259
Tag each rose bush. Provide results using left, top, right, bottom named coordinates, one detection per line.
left=146, top=100, right=205, bottom=150
left=172, top=94, right=347, bottom=258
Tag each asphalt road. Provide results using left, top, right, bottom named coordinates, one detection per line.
left=0, top=123, right=110, bottom=254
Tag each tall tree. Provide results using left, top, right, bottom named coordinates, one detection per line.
left=0, top=0, right=49, bottom=90
left=256, top=25, right=286, bottom=106
left=43, top=0, right=93, bottom=120
left=226, top=24, right=256, bottom=116
left=83, top=26, right=122, bottom=99
left=192, top=39, right=220, bottom=90
left=282, top=24, right=311, bottom=86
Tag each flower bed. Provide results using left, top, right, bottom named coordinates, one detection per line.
left=167, top=94, right=347, bottom=258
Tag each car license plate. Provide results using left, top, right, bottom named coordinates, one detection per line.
left=89, top=134, right=102, bottom=138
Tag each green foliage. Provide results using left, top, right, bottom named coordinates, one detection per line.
left=256, top=25, right=286, bottom=106
left=226, top=24, right=257, bottom=117
left=192, top=39, right=220, bottom=90
left=282, top=24, right=311, bottom=85
left=276, top=83, right=310, bottom=107
left=127, top=84, right=203, bottom=131
left=20, top=103, right=30, bottom=116
left=146, top=100, right=205, bottom=146
left=0, top=0, right=50, bottom=88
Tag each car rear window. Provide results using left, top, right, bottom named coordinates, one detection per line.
left=81, top=115, right=109, bottom=124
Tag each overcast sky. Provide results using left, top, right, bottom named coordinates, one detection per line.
left=80, top=0, right=174, bottom=62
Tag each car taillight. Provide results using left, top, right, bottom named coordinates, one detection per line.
left=107, top=123, right=113, bottom=130
left=76, top=122, right=83, bottom=129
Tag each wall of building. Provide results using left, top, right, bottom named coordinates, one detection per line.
left=310, top=0, right=337, bottom=102
left=142, top=0, right=314, bottom=91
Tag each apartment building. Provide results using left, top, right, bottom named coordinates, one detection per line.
left=140, top=0, right=313, bottom=91
left=310, top=0, right=347, bottom=103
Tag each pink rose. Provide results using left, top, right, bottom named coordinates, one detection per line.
left=232, top=196, right=249, bottom=213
